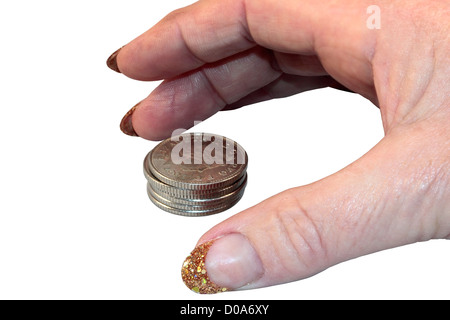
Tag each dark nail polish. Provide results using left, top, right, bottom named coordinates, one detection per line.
left=120, top=103, right=139, bottom=137
left=106, top=47, right=122, bottom=73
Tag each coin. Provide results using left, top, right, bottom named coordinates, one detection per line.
left=146, top=132, right=248, bottom=190
left=147, top=174, right=247, bottom=207
left=145, top=168, right=247, bottom=199
left=147, top=191, right=245, bottom=217
left=143, top=133, right=248, bottom=216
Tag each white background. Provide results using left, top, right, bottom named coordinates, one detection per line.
left=0, top=0, right=448, bottom=300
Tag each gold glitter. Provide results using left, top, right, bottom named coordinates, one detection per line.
left=181, top=240, right=227, bottom=294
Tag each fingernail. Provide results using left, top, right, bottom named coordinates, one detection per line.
left=106, top=47, right=122, bottom=73
left=181, top=234, right=263, bottom=294
left=120, top=102, right=139, bottom=137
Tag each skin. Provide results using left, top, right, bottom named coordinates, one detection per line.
left=113, top=0, right=449, bottom=290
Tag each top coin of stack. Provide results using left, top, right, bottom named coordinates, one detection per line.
left=143, top=133, right=248, bottom=216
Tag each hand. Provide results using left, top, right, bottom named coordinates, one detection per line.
left=107, top=0, right=449, bottom=293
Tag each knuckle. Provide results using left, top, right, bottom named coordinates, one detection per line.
left=268, top=189, right=328, bottom=276
left=165, top=7, right=185, bottom=21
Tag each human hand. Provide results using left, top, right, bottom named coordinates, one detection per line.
left=107, top=0, right=449, bottom=293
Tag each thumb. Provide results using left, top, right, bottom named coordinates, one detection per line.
left=181, top=126, right=448, bottom=293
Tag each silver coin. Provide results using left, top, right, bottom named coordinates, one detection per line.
left=143, top=132, right=249, bottom=216
left=147, top=186, right=246, bottom=212
left=154, top=173, right=247, bottom=200
left=145, top=133, right=248, bottom=190
left=145, top=166, right=247, bottom=199
left=147, top=174, right=247, bottom=207
left=147, top=188, right=245, bottom=217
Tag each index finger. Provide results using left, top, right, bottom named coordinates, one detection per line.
left=115, top=0, right=256, bottom=81
left=111, top=0, right=375, bottom=83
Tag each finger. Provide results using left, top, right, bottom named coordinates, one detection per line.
left=181, top=125, right=449, bottom=293
left=124, top=49, right=351, bottom=139
left=125, top=61, right=351, bottom=139
left=115, top=0, right=256, bottom=81
left=222, top=74, right=342, bottom=111
left=274, top=53, right=328, bottom=76
left=112, top=0, right=374, bottom=82
left=130, top=47, right=281, bottom=140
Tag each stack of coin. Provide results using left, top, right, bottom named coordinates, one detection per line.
left=143, top=133, right=248, bottom=216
